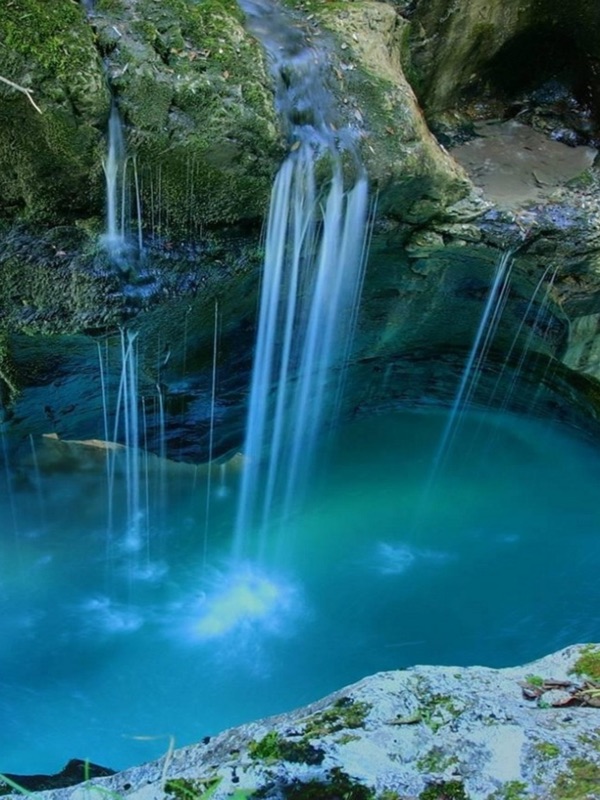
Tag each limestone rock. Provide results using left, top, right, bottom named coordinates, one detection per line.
left=5, top=645, right=600, bottom=800
left=307, top=0, right=479, bottom=223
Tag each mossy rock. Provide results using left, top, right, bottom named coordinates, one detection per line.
left=290, top=1, right=475, bottom=222
left=0, top=0, right=109, bottom=224
left=93, top=0, right=283, bottom=233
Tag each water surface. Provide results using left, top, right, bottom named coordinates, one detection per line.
left=1, top=408, right=599, bottom=773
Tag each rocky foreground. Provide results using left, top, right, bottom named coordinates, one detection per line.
left=4, top=645, right=600, bottom=800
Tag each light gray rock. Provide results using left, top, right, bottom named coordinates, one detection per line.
left=5, top=644, right=600, bottom=800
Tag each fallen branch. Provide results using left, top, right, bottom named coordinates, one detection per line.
left=0, top=74, right=42, bottom=113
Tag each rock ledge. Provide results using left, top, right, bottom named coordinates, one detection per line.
left=5, top=644, right=600, bottom=800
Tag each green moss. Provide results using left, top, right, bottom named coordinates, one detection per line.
left=164, top=777, right=221, bottom=800
left=280, top=768, right=374, bottom=800
left=418, top=694, right=464, bottom=733
left=524, top=675, right=545, bottom=687
left=0, top=228, right=126, bottom=335
left=570, top=645, right=600, bottom=681
left=535, top=742, right=560, bottom=759
left=302, top=697, right=372, bottom=738
left=486, top=781, right=530, bottom=800
left=103, top=0, right=281, bottom=230
left=552, top=757, right=600, bottom=799
left=248, top=731, right=324, bottom=765
left=0, top=0, right=107, bottom=224
left=417, top=748, right=459, bottom=773
left=419, top=780, right=469, bottom=800
left=248, top=731, right=282, bottom=762
left=0, top=0, right=94, bottom=82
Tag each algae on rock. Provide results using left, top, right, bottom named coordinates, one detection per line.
left=93, top=0, right=283, bottom=233
left=0, top=0, right=109, bottom=224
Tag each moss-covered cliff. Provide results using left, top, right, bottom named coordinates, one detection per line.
left=0, top=0, right=109, bottom=223
left=94, top=0, right=283, bottom=232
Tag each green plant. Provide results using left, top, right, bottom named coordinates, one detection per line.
left=416, top=748, right=458, bottom=773
left=487, top=781, right=529, bottom=800
left=164, top=777, right=221, bottom=800
left=419, top=780, right=469, bottom=800
left=248, top=731, right=282, bottom=762
left=535, top=742, right=560, bottom=759
left=552, top=757, right=600, bottom=799
left=524, top=674, right=545, bottom=687
left=419, top=695, right=464, bottom=733
left=280, top=768, right=375, bottom=800
left=247, top=731, right=324, bottom=765
left=570, top=646, right=600, bottom=681
left=302, top=697, right=372, bottom=738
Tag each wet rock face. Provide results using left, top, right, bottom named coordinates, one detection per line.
left=0, top=0, right=283, bottom=231
left=92, top=0, right=283, bottom=231
left=2, top=0, right=600, bottom=453
left=404, top=0, right=600, bottom=143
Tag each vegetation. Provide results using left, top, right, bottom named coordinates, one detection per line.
left=164, top=777, right=222, bottom=800
left=418, top=694, right=464, bottom=733
left=534, top=742, right=560, bottom=759
left=524, top=675, right=545, bottom=687
left=275, top=768, right=375, bottom=800
left=419, top=780, right=469, bottom=800
left=302, top=697, right=372, bottom=738
left=248, top=731, right=325, bottom=765
left=416, top=748, right=459, bottom=773
left=0, top=0, right=96, bottom=83
left=552, top=757, right=600, bottom=799
left=486, top=782, right=530, bottom=800
left=570, top=645, right=600, bottom=681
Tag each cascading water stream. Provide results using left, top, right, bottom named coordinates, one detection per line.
left=102, top=105, right=127, bottom=262
left=232, top=0, right=370, bottom=562
left=422, top=251, right=514, bottom=499
left=102, top=105, right=144, bottom=264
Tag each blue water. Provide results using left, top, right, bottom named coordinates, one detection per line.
left=1, top=408, right=599, bottom=774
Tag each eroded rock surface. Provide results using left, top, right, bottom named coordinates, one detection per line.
left=5, top=645, right=599, bottom=800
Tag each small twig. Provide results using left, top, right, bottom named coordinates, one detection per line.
left=0, top=74, right=42, bottom=113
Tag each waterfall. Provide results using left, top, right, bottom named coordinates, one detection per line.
left=102, top=105, right=127, bottom=263
left=427, top=251, right=515, bottom=485
left=233, top=0, right=370, bottom=559
left=109, top=330, right=143, bottom=553
left=102, top=105, right=144, bottom=265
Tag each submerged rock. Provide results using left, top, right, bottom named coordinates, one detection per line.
left=4, top=645, right=600, bottom=800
